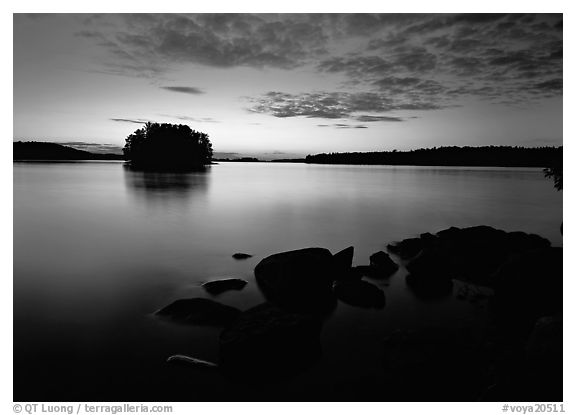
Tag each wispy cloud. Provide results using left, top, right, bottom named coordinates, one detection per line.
left=249, top=91, right=444, bottom=121
left=109, top=118, right=150, bottom=124
left=159, top=86, right=205, bottom=95
left=159, top=114, right=219, bottom=123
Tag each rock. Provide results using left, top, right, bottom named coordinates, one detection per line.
left=420, top=232, right=438, bottom=245
left=381, top=327, right=487, bottom=401
left=505, top=231, right=551, bottom=255
left=394, top=226, right=552, bottom=287
left=166, top=355, right=219, bottom=369
left=405, top=245, right=450, bottom=279
left=405, top=247, right=453, bottom=298
left=484, top=314, right=563, bottom=402
left=232, top=253, right=252, bottom=259
left=155, top=298, right=242, bottom=327
left=254, top=247, right=338, bottom=313
left=526, top=315, right=562, bottom=365
left=406, top=273, right=453, bottom=299
left=368, top=251, right=399, bottom=278
left=352, top=265, right=373, bottom=278
left=387, top=238, right=424, bottom=259
left=334, top=266, right=365, bottom=282
left=494, top=247, right=562, bottom=334
left=202, top=278, right=248, bottom=295
left=436, top=226, right=461, bottom=240
left=219, top=303, right=322, bottom=378
left=333, top=280, right=386, bottom=309
left=333, top=246, right=354, bottom=280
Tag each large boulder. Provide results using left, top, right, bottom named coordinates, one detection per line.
left=394, top=226, right=552, bottom=287
left=405, top=247, right=454, bottom=298
left=332, top=246, right=355, bottom=280
left=155, top=298, right=241, bottom=327
left=333, top=280, right=386, bottom=309
left=254, top=247, right=338, bottom=313
left=202, top=278, right=248, bottom=295
left=494, top=247, right=562, bottom=334
left=219, top=303, right=322, bottom=378
left=368, top=251, right=399, bottom=278
left=387, top=238, right=424, bottom=259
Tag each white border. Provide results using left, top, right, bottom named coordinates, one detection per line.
left=3, top=3, right=572, bottom=413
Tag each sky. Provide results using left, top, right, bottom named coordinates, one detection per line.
left=13, top=13, right=563, bottom=158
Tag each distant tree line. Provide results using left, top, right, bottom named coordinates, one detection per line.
left=13, top=141, right=124, bottom=161
left=305, top=146, right=562, bottom=168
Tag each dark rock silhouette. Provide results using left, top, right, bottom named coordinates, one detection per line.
left=397, top=225, right=551, bottom=293
left=494, top=247, right=562, bottom=334
left=368, top=251, right=399, bottom=278
left=202, top=279, right=248, bottom=295
left=351, top=265, right=373, bottom=278
left=123, top=122, right=212, bottom=170
left=155, top=298, right=241, bottom=327
left=333, top=246, right=354, bottom=269
left=387, top=237, right=425, bottom=259
left=380, top=327, right=489, bottom=401
left=332, top=246, right=356, bottom=280
left=255, top=247, right=339, bottom=313
left=219, top=303, right=322, bottom=378
left=232, top=253, right=252, bottom=260
left=333, top=280, right=386, bottom=309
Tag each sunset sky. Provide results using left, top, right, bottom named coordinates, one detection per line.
left=13, top=13, right=563, bottom=158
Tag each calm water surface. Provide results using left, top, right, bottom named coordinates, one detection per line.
left=13, top=161, right=562, bottom=400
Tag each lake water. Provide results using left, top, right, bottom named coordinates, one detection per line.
left=13, top=161, right=562, bottom=401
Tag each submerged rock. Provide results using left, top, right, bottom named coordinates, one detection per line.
left=255, top=247, right=338, bottom=313
left=202, top=278, right=248, bottom=295
left=219, top=303, right=322, bottom=378
left=334, top=280, right=386, bottom=309
left=155, top=298, right=241, bottom=327
left=368, top=251, right=399, bottom=278
left=232, top=253, right=252, bottom=259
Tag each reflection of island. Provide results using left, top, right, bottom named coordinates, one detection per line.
left=123, top=165, right=210, bottom=203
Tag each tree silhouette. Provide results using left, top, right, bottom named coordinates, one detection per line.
left=544, top=164, right=562, bottom=191
left=123, top=122, right=213, bottom=169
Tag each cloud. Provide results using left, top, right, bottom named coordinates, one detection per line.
left=78, top=14, right=332, bottom=72
left=354, top=115, right=403, bottom=122
left=160, top=114, right=219, bottom=123
left=316, top=13, right=562, bottom=107
left=109, top=118, right=150, bottom=124
left=159, top=86, right=205, bottom=94
left=77, top=13, right=561, bottom=110
left=249, top=90, right=442, bottom=122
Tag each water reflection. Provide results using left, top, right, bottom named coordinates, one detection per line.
left=123, top=165, right=210, bottom=203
